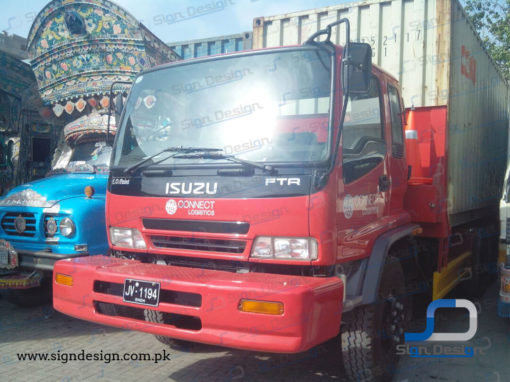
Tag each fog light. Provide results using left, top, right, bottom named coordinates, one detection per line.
left=55, top=273, right=73, bottom=286
left=238, top=299, right=284, bottom=315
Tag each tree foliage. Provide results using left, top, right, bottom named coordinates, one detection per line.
left=463, top=0, right=510, bottom=79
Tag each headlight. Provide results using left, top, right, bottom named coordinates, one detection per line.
left=110, top=227, right=147, bottom=249
left=251, top=237, right=318, bottom=260
left=59, top=218, right=75, bottom=237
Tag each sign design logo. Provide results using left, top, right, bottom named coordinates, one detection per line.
left=404, top=299, right=477, bottom=342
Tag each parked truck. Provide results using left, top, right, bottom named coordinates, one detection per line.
left=0, top=0, right=179, bottom=306
left=53, top=0, right=508, bottom=380
left=0, top=112, right=114, bottom=305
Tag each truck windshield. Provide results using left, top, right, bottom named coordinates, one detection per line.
left=53, top=141, right=111, bottom=174
left=113, top=49, right=332, bottom=168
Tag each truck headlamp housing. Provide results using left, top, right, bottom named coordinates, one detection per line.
left=110, top=227, right=147, bottom=249
left=59, top=218, right=75, bottom=237
left=251, top=237, right=318, bottom=260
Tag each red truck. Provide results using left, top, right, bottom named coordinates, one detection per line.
left=53, top=17, right=507, bottom=381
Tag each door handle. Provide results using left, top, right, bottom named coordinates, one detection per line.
left=379, top=175, right=390, bottom=191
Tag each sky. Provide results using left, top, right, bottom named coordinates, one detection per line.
left=0, top=0, right=352, bottom=43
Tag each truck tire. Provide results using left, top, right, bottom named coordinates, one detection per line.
left=144, top=309, right=195, bottom=350
left=340, top=257, right=409, bottom=382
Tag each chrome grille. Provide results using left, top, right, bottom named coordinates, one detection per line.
left=150, top=236, right=246, bottom=254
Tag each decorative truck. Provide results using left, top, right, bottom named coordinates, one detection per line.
left=0, top=0, right=178, bottom=305
left=0, top=114, right=114, bottom=305
left=53, top=0, right=507, bottom=380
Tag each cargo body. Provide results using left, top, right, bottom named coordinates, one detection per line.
left=168, top=32, right=253, bottom=59
left=253, top=0, right=509, bottom=222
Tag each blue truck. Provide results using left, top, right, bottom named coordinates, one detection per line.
left=0, top=112, right=113, bottom=306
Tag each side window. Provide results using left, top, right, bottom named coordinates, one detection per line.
left=342, top=76, right=385, bottom=183
left=388, top=84, right=404, bottom=158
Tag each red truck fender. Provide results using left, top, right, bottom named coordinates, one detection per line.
left=343, top=224, right=420, bottom=312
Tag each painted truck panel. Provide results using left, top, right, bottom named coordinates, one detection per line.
left=252, top=0, right=509, bottom=223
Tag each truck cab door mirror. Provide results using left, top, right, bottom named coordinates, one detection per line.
left=345, top=42, right=372, bottom=94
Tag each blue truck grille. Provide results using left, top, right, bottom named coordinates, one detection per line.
left=1, top=212, right=37, bottom=237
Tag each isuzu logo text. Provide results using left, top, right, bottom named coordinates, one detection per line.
left=166, top=182, right=218, bottom=195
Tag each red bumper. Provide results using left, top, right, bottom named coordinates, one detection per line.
left=53, top=256, right=343, bottom=353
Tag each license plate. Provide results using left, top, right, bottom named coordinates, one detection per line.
left=0, top=240, right=17, bottom=269
left=123, top=279, right=160, bottom=307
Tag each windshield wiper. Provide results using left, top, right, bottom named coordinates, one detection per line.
left=172, top=152, right=277, bottom=174
left=124, top=147, right=222, bottom=174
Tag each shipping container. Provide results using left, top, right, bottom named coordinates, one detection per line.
left=252, top=0, right=509, bottom=224
left=168, top=32, right=252, bottom=59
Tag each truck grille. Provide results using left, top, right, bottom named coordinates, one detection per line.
left=507, top=218, right=510, bottom=241
left=1, top=212, right=37, bottom=237
left=150, top=235, right=246, bottom=254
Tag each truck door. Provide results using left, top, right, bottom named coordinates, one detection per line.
left=337, top=74, right=390, bottom=260
left=386, top=83, right=408, bottom=214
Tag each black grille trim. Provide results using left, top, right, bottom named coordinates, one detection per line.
left=93, top=281, right=202, bottom=307
left=151, top=235, right=246, bottom=254
left=143, top=218, right=250, bottom=234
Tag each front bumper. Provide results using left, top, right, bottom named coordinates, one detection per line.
left=17, top=249, right=89, bottom=271
left=54, top=256, right=343, bottom=353
left=0, top=249, right=88, bottom=289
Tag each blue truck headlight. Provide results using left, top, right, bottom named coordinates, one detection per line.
left=59, top=218, right=75, bottom=237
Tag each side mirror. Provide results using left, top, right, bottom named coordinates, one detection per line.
left=345, top=42, right=372, bottom=94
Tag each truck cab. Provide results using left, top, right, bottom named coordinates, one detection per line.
left=0, top=112, right=113, bottom=306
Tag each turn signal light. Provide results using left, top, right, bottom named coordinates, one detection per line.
left=55, top=273, right=73, bottom=286
left=238, top=299, right=284, bottom=315
left=84, top=186, right=95, bottom=198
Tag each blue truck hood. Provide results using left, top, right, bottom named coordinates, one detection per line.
left=0, top=173, right=107, bottom=208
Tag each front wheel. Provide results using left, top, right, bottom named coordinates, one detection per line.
left=340, top=257, right=410, bottom=382
left=144, top=309, right=197, bottom=350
